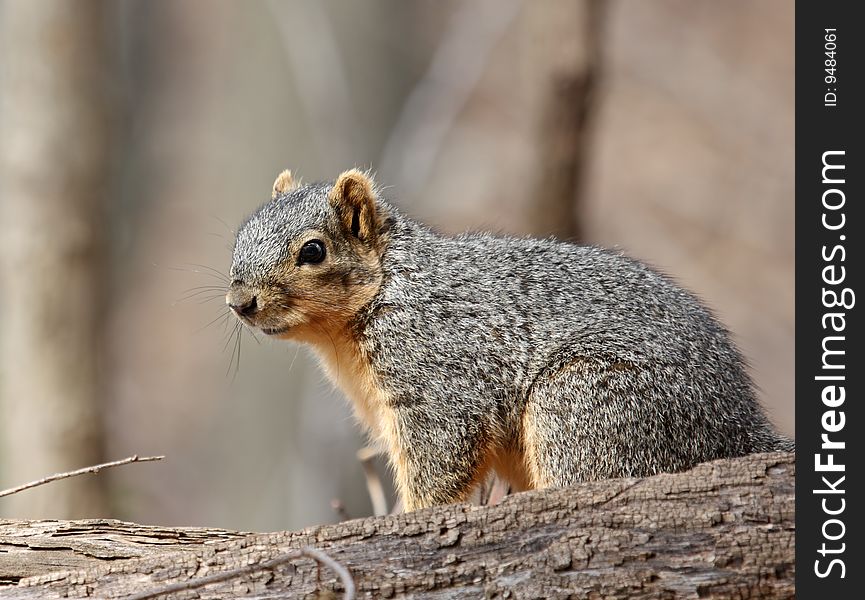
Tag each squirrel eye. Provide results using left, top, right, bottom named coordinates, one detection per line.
left=298, top=239, right=326, bottom=265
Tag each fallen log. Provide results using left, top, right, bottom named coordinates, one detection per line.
left=0, top=451, right=794, bottom=599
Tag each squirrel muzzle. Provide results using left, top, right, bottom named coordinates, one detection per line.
left=226, top=280, right=302, bottom=337
left=226, top=282, right=258, bottom=319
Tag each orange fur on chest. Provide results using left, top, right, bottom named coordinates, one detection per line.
left=302, top=326, right=415, bottom=505
left=298, top=325, right=537, bottom=508
left=301, top=327, right=392, bottom=441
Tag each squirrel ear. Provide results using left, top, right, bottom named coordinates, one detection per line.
left=272, top=169, right=298, bottom=199
left=328, top=169, right=379, bottom=243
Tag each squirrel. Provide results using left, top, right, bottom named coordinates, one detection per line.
left=226, top=168, right=794, bottom=512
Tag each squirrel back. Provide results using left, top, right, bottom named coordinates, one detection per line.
left=227, top=169, right=793, bottom=511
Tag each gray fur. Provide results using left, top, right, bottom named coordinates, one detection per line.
left=230, top=176, right=794, bottom=509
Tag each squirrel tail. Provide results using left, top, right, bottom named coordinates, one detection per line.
left=772, top=435, right=796, bottom=453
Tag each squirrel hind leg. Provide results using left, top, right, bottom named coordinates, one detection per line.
left=522, top=359, right=698, bottom=487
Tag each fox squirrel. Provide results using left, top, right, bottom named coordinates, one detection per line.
left=226, top=168, right=794, bottom=511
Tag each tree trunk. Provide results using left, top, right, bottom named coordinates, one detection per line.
left=521, top=0, right=604, bottom=241
left=0, top=0, right=112, bottom=518
left=0, top=452, right=794, bottom=599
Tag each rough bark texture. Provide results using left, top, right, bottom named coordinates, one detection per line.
left=0, top=452, right=793, bottom=599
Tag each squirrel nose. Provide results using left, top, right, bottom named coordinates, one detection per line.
left=229, top=295, right=258, bottom=317
left=226, top=284, right=259, bottom=317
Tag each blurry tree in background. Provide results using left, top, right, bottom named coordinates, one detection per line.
left=0, top=0, right=793, bottom=531
left=0, top=0, right=113, bottom=517
left=381, top=0, right=605, bottom=240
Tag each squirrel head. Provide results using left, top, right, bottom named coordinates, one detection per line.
left=226, top=168, right=385, bottom=340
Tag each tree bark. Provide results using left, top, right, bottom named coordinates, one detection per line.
left=0, top=0, right=113, bottom=518
left=0, top=452, right=794, bottom=599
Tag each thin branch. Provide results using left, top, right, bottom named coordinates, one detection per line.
left=331, top=498, right=351, bottom=522
left=485, top=476, right=511, bottom=506
left=0, top=455, right=165, bottom=498
left=125, top=547, right=355, bottom=600
left=357, top=445, right=388, bottom=516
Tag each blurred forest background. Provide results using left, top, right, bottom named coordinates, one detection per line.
left=0, top=0, right=793, bottom=531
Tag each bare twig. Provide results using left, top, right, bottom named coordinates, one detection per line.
left=331, top=498, right=351, bottom=521
left=0, top=455, right=165, bottom=498
left=125, top=547, right=355, bottom=600
left=357, top=445, right=389, bottom=516
left=486, top=476, right=511, bottom=506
